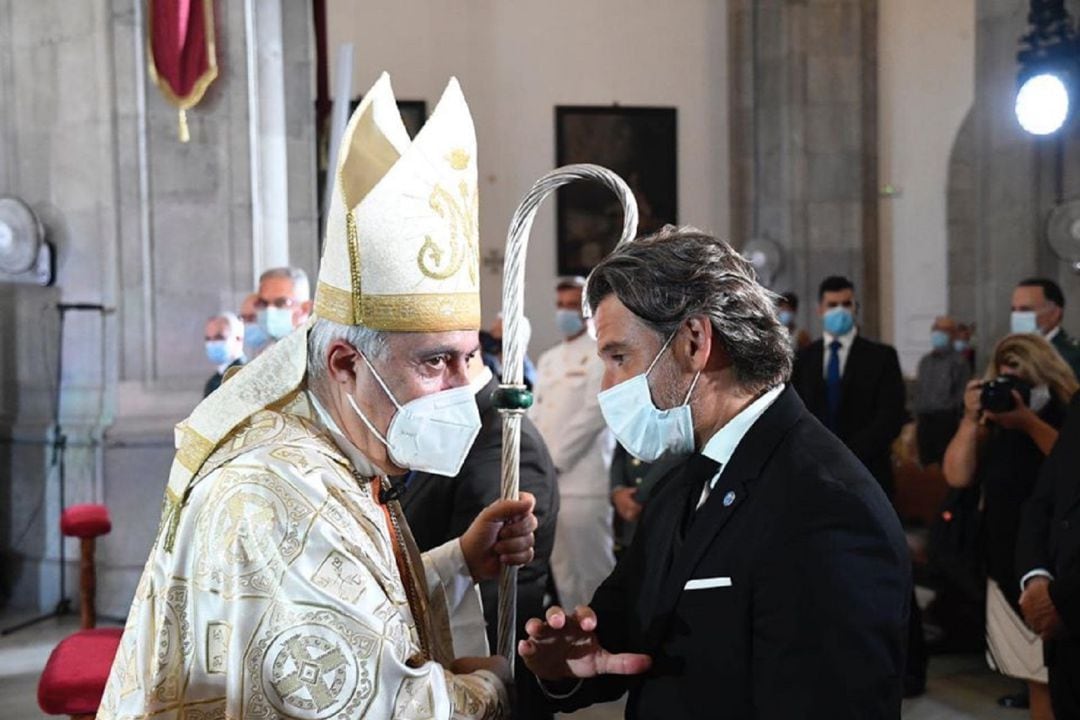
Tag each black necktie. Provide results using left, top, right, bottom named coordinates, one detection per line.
left=677, top=454, right=721, bottom=544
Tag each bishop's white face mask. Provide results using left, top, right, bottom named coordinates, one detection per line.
left=597, top=332, right=701, bottom=462
left=346, top=354, right=482, bottom=477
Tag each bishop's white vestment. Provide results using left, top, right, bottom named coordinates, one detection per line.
left=98, top=391, right=506, bottom=719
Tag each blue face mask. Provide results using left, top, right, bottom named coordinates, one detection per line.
left=823, top=306, right=855, bottom=337
left=597, top=332, right=700, bottom=462
left=244, top=321, right=270, bottom=356
left=556, top=309, right=585, bottom=338
left=259, top=307, right=295, bottom=340
left=778, top=310, right=794, bottom=327
left=205, top=340, right=236, bottom=367
left=953, top=339, right=969, bottom=353
left=930, top=330, right=951, bottom=351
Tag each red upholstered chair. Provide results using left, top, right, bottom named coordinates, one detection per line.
left=37, top=504, right=118, bottom=718
left=60, top=503, right=111, bottom=629
left=37, top=626, right=123, bottom=719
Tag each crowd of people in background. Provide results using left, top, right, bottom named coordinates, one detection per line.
left=197, top=264, right=1080, bottom=719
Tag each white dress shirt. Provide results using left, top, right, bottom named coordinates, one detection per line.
left=695, top=385, right=785, bottom=509
left=821, top=328, right=858, bottom=378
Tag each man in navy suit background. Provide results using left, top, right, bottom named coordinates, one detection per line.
left=790, top=275, right=906, bottom=498
left=518, top=227, right=911, bottom=719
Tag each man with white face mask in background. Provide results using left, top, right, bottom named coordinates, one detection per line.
left=531, top=276, right=615, bottom=611
left=202, top=311, right=245, bottom=397
left=519, top=227, right=910, bottom=718
left=1011, top=277, right=1080, bottom=380
left=99, top=73, right=529, bottom=719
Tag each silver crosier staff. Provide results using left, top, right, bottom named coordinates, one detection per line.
left=494, top=163, right=639, bottom=670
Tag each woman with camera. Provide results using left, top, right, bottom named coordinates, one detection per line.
left=943, top=333, right=1078, bottom=719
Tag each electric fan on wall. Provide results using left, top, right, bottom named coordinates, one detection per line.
left=1046, top=199, right=1080, bottom=273
left=1047, top=199, right=1080, bottom=273
left=0, top=196, right=53, bottom=286
left=742, top=236, right=785, bottom=288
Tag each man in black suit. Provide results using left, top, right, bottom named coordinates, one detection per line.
left=519, top=227, right=911, bottom=718
left=1011, top=277, right=1080, bottom=379
left=790, top=276, right=906, bottom=498
left=202, top=312, right=246, bottom=397
left=1016, top=392, right=1080, bottom=716
left=400, top=356, right=559, bottom=720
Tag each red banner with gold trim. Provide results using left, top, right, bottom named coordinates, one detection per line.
left=148, top=0, right=218, bottom=142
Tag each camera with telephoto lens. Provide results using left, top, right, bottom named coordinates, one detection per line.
left=980, top=375, right=1032, bottom=414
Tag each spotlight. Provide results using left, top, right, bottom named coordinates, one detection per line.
left=1016, top=71, right=1071, bottom=135
left=1016, top=0, right=1079, bottom=137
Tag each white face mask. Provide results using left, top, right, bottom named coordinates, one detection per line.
left=1010, top=310, right=1040, bottom=335
left=346, top=353, right=482, bottom=477
left=597, top=332, right=701, bottom=462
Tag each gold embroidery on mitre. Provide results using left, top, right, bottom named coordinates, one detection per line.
left=446, top=148, right=470, bottom=170
left=417, top=178, right=479, bottom=285
left=314, top=281, right=354, bottom=326
left=360, top=292, right=481, bottom=332
left=347, top=209, right=363, bottom=324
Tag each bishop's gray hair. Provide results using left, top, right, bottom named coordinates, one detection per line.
left=585, top=226, right=792, bottom=394
left=307, top=317, right=390, bottom=392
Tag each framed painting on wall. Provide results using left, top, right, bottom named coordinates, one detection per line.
left=348, top=98, right=427, bottom=139
left=555, top=106, right=677, bottom=277
left=317, top=100, right=427, bottom=235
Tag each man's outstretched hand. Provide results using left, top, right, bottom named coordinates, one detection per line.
left=518, top=605, right=652, bottom=681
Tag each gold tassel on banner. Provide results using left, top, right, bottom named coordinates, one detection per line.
left=178, top=108, right=190, bottom=143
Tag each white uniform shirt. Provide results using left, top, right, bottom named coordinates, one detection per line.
left=530, top=332, right=611, bottom=498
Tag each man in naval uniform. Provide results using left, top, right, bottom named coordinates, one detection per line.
left=98, top=73, right=530, bottom=720
left=530, top=276, right=614, bottom=611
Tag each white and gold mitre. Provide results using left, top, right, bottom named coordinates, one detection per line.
left=158, top=73, right=481, bottom=539
left=314, top=72, right=481, bottom=331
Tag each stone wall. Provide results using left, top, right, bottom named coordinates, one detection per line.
left=878, top=0, right=975, bottom=374
left=969, top=0, right=1080, bottom=358
left=325, top=0, right=732, bottom=356
left=947, top=108, right=977, bottom=329
left=0, top=0, right=317, bottom=616
left=729, top=0, right=881, bottom=340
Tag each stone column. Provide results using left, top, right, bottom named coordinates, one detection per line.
left=729, top=0, right=881, bottom=338
left=966, top=1, right=1080, bottom=353
left=971, top=1, right=1042, bottom=351
left=245, top=0, right=290, bottom=278
left=0, top=0, right=318, bottom=615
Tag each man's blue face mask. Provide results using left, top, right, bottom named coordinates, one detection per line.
left=258, top=307, right=295, bottom=340
left=822, top=306, right=854, bottom=336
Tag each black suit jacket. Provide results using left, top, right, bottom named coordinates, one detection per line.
left=400, top=375, right=559, bottom=719
left=547, top=386, right=911, bottom=719
left=791, top=335, right=906, bottom=496
left=203, top=358, right=245, bottom=398
left=1016, top=392, right=1080, bottom=652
